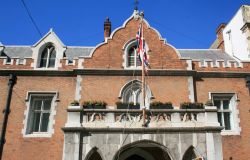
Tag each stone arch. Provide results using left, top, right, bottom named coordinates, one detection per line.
left=84, top=147, right=104, bottom=160
left=182, top=146, right=201, bottom=160
left=113, top=140, right=174, bottom=160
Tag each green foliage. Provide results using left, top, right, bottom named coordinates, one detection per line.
left=150, top=101, right=173, bottom=109
left=70, top=100, right=79, bottom=106
left=83, top=100, right=107, bottom=109
left=205, top=99, right=213, bottom=106
left=116, top=102, right=140, bottom=109
left=180, top=102, right=204, bottom=109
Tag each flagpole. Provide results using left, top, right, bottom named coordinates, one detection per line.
left=140, top=12, right=146, bottom=127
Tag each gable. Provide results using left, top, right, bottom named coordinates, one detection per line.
left=83, top=12, right=188, bottom=70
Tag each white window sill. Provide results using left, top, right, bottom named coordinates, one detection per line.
left=221, top=130, right=240, bottom=136
left=34, top=68, right=58, bottom=70
left=124, top=67, right=142, bottom=70
left=23, top=132, right=52, bottom=138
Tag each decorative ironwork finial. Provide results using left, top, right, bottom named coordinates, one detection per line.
left=134, top=0, right=139, bottom=10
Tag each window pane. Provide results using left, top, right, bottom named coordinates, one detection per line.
left=33, top=100, right=42, bottom=110
left=40, top=113, right=50, bottom=132
left=40, top=50, right=48, bottom=67
left=223, top=100, right=229, bottom=109
left=43, top=99, right=52, bottom=110
left=48, top=50, right=56, bottom=68
left=128, top=48, right=135, bottom=67
left=224, top=113, right=231, bottom=130
left=217, top=113, right=222, bottom=126
left=214, top=100, right=221, bottom=109
left=32, top=113, right=41, bottom=132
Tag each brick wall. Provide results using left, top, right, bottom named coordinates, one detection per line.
left=0, top=76, right=76, bottom=160
left=196, top=78, right=250, bottom=160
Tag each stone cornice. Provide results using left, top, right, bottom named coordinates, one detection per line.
left=0, top=69, right=249, bottom=78
left=62, top=126, right=224, bottom=133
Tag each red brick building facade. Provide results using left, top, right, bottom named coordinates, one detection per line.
left=0, top=8, right=250, bottom=160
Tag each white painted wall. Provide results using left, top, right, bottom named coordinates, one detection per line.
left=223, top=6, right=250, bottom=60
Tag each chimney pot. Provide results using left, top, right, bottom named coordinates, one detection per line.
left=104, top=17, right=111, bottom=39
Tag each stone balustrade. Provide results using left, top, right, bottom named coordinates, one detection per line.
left=65, top=106, right=221, bottom=130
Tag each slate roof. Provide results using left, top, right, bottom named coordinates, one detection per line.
left=65, top=47, right=94, bottom=60
left=178, top=49, right=235, bottom=61
left=1, top=46, right=32, bottom=59
left=1, top=46, right=236, bottom=62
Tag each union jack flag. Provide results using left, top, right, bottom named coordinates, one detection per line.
left=136, top=23, right=150, bottom=70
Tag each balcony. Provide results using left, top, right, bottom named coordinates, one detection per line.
left=63, top=106, right=222, bottom=132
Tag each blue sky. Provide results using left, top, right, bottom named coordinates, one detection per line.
left=0, top=0, right=249, bottom=48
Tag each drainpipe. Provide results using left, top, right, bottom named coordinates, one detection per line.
left=246, top=76, right=250, bottom=94
left=0, top=74, right=17, bottom=160
left=79, top=110, right=83, bottom=160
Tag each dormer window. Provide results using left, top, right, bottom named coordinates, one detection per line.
left=39, top=45, right=56, bottom=68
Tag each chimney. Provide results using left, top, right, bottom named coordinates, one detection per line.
left=104, top=17, right=111, bottom=40
left=216, top=23, right=226, bottom=51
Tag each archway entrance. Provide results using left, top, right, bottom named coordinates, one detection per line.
left=125, top=154, right=145, bottom=160
left=113, top=140, right=172, bottom=160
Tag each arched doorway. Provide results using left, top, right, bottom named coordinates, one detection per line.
left=85, top=147, right=103, bottom=160
left=113, top=140, right=173, bottom=160
left=182, top=146, right=199, bottom=160
left=125, top=154, right=145, bottom=160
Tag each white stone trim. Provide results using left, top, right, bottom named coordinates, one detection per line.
left=78, top=58, right=84, bottom=69
left=16, top=58, right=26, bottom=65
left=65, top=59, right=76, bottom=66
left=206, top=133, right=216, bottom=160
left=3, top=58, right=13, bottom=65
left=209, top=92, right=241, bottom=135
left=75, top=75, right=82, bottom=101
left=22, top=91, right=59, bottom=138
left=186, top=59, right=192, bottom=70
left=188, top=76, right=195, bottom=102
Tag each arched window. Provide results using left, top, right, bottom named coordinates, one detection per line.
left=123, top=82, right=142, bottom=105
left=127, top=45, right=141, bottom=68
left=124, top=40, right=142, bottom=69
left=119, top=80, right=153, bottom=109
left=39, top=45, right=56, bottom=68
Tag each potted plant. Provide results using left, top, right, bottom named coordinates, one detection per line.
left=150, top=101, right=173, bottom=109
left=116, top=102, right=140, bottom=109
left=83, top=101, right=107, bottom=109
left=205, top=99, right=213, bottom=106
left=180, top=102, right=204, bottom=109
left=70, top=100, right=80, bottom=106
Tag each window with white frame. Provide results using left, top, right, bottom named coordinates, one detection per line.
left=39, top=45, right=56, bottom=68
left=211, top=93, right=240, bottom=134
left=124, top=40, right=142, bottom=69
left=127, top=45, right=141, bottom=68
left=123, top=82, right=142, bottom=105
left=24, top=93, right=56, bottom=136
left=120, top=80, right=153, bottom=109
